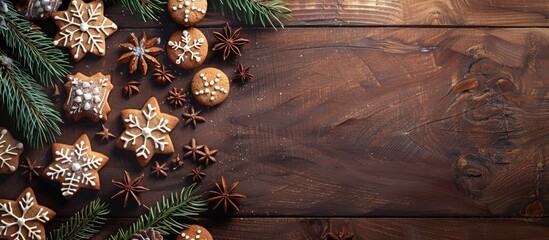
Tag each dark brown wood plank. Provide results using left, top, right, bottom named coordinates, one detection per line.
left=105, top=0, right=549, bottom=29
left=46, top=217, right=549, bottom=240
left=1, top=27, right=547, bottom=218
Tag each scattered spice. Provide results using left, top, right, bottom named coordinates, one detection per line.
left=182, top=106, right=205, bottom=129
left=169, top=154, right=184, bottom=171
left=233, top=63, right=253, bottom=84
left=198, top=145, right=218, bottom=166
left=111, top=171, right=149, bottom=208
left=327, top=227, right=354, bottom=240
left=212, top=23, right=250, bottom=60
left=187, top=166, right=206, bottom=183
left=167, top=87, right=188, bottom=108
left=208, top=176, right=246, bottom=213
left=183, top=138, right=204, bottom=161
left=150, top=161, right=168, bottom=178
left=122, top=81, right=141, bottom=99
left=19, top=157, right=43, bottom=182
left=95, top=124, right=117, bottom=142
left=118, top=32, right=162, bottom=75
left=153, top=65, right=175, bottom=85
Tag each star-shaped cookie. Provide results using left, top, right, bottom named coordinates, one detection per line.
left=64, top=72, right=113, bottom=122
left=0, top=127, right=24, bottom=175
left=52, top=0, right=118, bottom=61
left=43, top=134, right=109, bottom=199
left=116, top=97, right=179, bottom=167
left=0, top=187, right=55, bottom=240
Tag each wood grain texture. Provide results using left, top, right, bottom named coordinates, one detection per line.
left=104, top=0, right=549, bottom=29
left=46, top=217, right=549, bottom=239
left=1, top=27, right=548, bottom=219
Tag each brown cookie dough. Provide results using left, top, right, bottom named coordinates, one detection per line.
left=177, top=225, right=213, bottom=240
left=64, top=72, right=113, bottom=122
left=0, top=127, right=24, bottom=175
left=191, top=67, right=230, bottom=107
left=116, top=97, right=180, bottom=167
left=168, top=0, right=207, bottom=27
left=167, top=28, right=208, bottom=69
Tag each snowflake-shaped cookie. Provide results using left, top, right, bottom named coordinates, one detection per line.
left=0, top=127, right=24, bottom=175
left=116, top=97, right=179, bottom=167
left=64, top=72, right=113, bottom=122
left=52, top=0, right=118, bottom=61
left=0, top=187, right=55, bottom=240
left=43, top=134, right=109, bottom=199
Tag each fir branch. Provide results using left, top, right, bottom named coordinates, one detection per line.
left=47, top=199, right=110, bottom=240
left=0, top=1, right=71, bottom=86
left=116, top=0, right=165, bottom=21
left=109, top=184, right=207, bottom=240
left=0, top=53, right=62, bottom=147
left=213, top=0, right=291, bottom=29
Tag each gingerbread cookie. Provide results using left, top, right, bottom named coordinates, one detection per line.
left=64, top=72, right=113, bottom=122
left=191, top=68, right=229, bottom=107
left=16, top=0, right=62, bottom=20
left=177, top=225, right=213, bottom=240
left=52, top=0, right=118, bottom=61
left=43, top=134, right=109, bottom=199
left=168, top=0, right=207, bottom=27
left=167, top=28, right=208, bottom=69
left=0, top=187, right=56, bottom=240
left=116, top=97, right=179, bottom=167
left=0, top=127, right=24, bottom=175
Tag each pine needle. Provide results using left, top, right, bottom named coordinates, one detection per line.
left=108, top=184, right=207, bottom=240
left=116, top=0, right=166, bottom=21
left=213, top=0, right=291, bottom=29
left=0, top=1, right=71, bottom=86
left=47, top=199, right=110, bottom=240
left=0, top=53, right=62, bottom=147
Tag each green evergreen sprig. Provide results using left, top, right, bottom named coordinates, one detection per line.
left=109, top=184, right=207, bottom=240
left=213, top=0, right=291, bottom=29
left=0, top=53, right=62, bottom=147
left=116, top=0, right=166, bottom=21
left=0, top=1, right=71, bottom=86
left=47, top=199, right=110, bottom=240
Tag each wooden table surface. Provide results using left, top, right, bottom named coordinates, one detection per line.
left=2, top=0, right=549, bottom=239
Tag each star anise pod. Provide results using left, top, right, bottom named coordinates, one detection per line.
left=327, top=227, right=354, bottom=240
left=212, top=23, right=250, bottom=60
left=208, top=176, right=246, bottom=213
left=183, top=138, right=204, bottom=161
left=118, top=32, right=162, bottom=75
left=233, top=63, right=253, bottom=84
left=198, top=145, right=218, bottom=166
left=20, top=157, right=43, bottom=182
left=182, top=106, right=206, bottom=128
left=153, top=65, right=175, bottom=85
left=123, top=81, right=141, bottom=99
left=111, top=171, right=150, bottom=208
left=167, top=87, right=188, bottom=108
left=95, top=124, right=117, bottom=142
left=188, top=166, right=206, bottom=182
left=169, top=154, right=184, bottom=171
left=150, top=161, right=168, bottom=178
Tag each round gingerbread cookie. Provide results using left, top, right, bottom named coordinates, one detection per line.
left=191, top=68, right=230, bottom=107
left=177, top=225, right=213, bottom=240
left=168, top=0, right=207, bottom=27
left=167, top=28, right=208, bottom=69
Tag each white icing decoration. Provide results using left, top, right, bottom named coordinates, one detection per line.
left=46, top=140, right=103, bottom=197
left=167, top=30, right=204, bottom=64
left=170, top=0, right=205, bottom=23
left=66, top=76, right=109, bottom=118
left=0, top=191, right=50, bottom=240
left=0, top=129, right=22, bottom=173
left=53, top=0, right=117, bottom=59
left=194, top=71, right=227, bottom=101
left=120, top=103, right=172, bottom=159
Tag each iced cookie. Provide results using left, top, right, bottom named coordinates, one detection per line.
left=64, top=72, right=113, bottom=122
left=168, top=0, right=207, bottom=27
left=177, top=225, right=213, bottom=240
left=0, top=127, right=24, bottom=174
left=191, top=67, right=229, bottom=107
left=167, top=28, right=208, bottom=69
